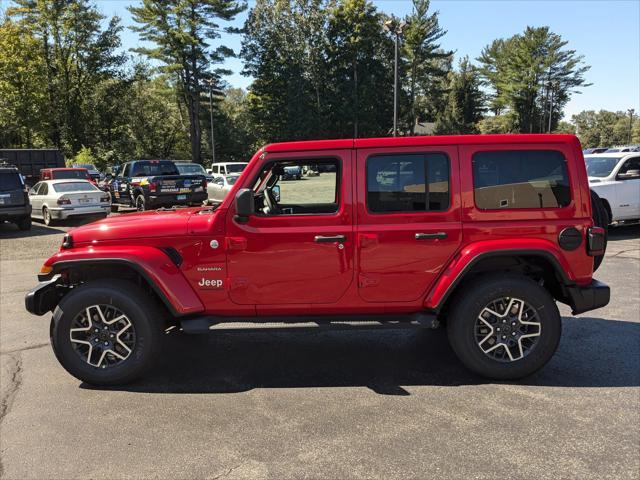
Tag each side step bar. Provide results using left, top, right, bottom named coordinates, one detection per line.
left=180, top=313, right=439, bottom=334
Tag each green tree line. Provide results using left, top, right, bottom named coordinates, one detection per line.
left=0, top=0, right=625, bottom=169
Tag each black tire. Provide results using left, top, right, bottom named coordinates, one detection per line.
left=447, top=274, right=561, bottom=380
left=42, top=206, right=54, bottom=226
left=590, top=189, right=608, bottom=272
left=135, top=195, right=146, bottom=211
left=110, top=203, right=119, bottom=213
left=50, top=279, right=163, bottom=385
left=16, top=216, right=32, bottom=231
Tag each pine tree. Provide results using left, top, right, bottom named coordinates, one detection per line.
left=435, top=57, right=484, bottom=134
left=129, top=0, right=245, bottom=163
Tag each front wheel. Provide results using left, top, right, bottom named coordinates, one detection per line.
left=447, top=274, right=561, bottom=380
left=50, top=280, right=163, bottom=385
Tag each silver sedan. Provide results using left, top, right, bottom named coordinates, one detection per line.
left=207, top=174, right=240, bottom=204
left=29, top=179, right=111, bottom=225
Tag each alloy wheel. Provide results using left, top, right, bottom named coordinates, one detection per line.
left=69, top=304, right=136, bottom=369
left=474, top=297, right=541, bottom=362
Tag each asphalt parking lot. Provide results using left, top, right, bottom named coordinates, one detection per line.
left=0, top=213, right=638, bottom=479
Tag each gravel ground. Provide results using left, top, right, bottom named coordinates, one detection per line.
left=0, top=203, right=638, bottom=479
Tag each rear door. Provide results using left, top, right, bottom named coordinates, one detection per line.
left=356, top=145, right=462, bottom=303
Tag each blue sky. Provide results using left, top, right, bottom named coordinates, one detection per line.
left=96, top=0, right=640, bottom=120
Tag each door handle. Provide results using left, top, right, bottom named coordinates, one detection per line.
left=314, top=235, right=346, bottom=243
left=415, top=232, right=447, bottom=240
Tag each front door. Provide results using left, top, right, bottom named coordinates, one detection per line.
left=356, top=145, right=462, bottom=303
left=615, top=156, right=640, bottom=220
left=225, top=150, right=354, bottom=306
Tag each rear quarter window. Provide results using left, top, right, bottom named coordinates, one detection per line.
left=473, top=150, right=570, bottom=209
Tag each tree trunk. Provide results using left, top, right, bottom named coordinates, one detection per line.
left=188, top=91, right=201, bottom=163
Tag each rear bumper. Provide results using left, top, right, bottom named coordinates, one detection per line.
left=49, top=204, right=110, bottom=219
left=566, top=279, right=610, bottom=315
left=25, top=274, right=66, bottom=316
left=148, top=192, right=207, bottom=207
left=0, top=205, right=31, bottom=220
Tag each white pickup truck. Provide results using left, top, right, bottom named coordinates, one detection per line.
left=585, top=152, right=640, bottom=224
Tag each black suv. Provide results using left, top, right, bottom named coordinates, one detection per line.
left=0, top=163, right=32, bottom=230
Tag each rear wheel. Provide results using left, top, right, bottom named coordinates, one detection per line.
left=135, top=195, right=146, bottom=211
left=16, top=216, right=31, bottom=231
left=42, top=206, right=54, bottom=226
left=447, top=274, right=561, bottom=380
left=50, top=280, right=163, bottom=385
left=590, top=189, right=608, bottom=272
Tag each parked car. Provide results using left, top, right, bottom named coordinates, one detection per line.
left=174, top=161, right=214, bottom=183
left=26, top=134, right=610, bottom=386
left=107, top=160, right=207, bottom=212
left=585, top=152, right=640, bottom=223
left=582, top=147, right=608, bottom=155
left=208, top=162, right=247, bottom=176
left=72, top=164, right=101, bottom=182
left=0, top=163, right=31, bottom=230
left=604, top=146, right=638, bottom=153
left=206, top=174, right=240, bottom=204
left=29, top=179, right=110, bottom=225
left=41, top=167, right=96, bottom=185
left=282, top=165, right=302, bottom=180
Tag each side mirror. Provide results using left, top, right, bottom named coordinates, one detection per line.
left=618, top=169, right=640, bottom=180
left=271, top=185, right=281, bottom=202
left=234, top=188, right=254, bottom=223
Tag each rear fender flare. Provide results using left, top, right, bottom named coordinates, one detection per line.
left=42, top=246, right=204, bottom=316
left=424, top=239, right=574, bottom=311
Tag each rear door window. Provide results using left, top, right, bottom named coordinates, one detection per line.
left=0, top=172, right=23, bottom=191
left=473, top=150, right=570, bottom=209
left=366, top=153, right=450, bottom=213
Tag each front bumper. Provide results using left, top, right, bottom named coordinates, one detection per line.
left=566, top=279, right=610, bottom=315
left=49, top=204, right=110, bottom=220
left=148, top=192, right=208, bottom=207
left=25, top=274, right=67, bottom=316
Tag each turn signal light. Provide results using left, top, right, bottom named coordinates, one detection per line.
left=39, top=265, right=53, bottom=275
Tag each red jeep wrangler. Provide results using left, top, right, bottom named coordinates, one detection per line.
left=25, top=134, right=610, bottom=385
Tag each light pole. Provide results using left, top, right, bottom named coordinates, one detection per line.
left=204, top=77, right=216, bottom=165
left=628, top=109, right=635, bottom=144
left=383, top=19, right=408, bottom=137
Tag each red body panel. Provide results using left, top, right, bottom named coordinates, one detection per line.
left=41, top=134, right=596, bottom=318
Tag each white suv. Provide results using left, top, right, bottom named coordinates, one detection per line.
left=208, top=162, right=247, bottom=177
left=585, top=152, right=640, bottom=223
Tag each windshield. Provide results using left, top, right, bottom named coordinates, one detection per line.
left=53, top=170, right=90, bottom=180
left=226, top=164, right=246, bottom=174
left=176, top=163, right=206, bottom=175
left=53, top=182, right=98, bottom=193
left=0, top=172, right=23, bottom=191
left=585, top=157, right=620, bottom=177
left=226, top=175, right=239, bottom=185
left=131, top=161, right=178, bottom=176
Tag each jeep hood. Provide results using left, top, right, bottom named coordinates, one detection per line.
left=68, top=207, right=217, bottom=244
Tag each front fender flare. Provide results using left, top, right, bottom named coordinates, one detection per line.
left=424, top=239, right=574, bottom=311
left=41, top=246, right=204, bottom=316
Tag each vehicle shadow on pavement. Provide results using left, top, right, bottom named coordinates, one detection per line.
left=84, top=316, right=640, bottom=394
left=0, top=222, right=65, bottom=238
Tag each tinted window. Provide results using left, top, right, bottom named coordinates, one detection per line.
left=53, top=170, right=90, bottom=180
left=619, top=156, right=640, bottom=174
left=367, top=153, right=450, bottom=213
left=585, top=156, right=619, bottom=177
left=473, top=150, right=570, bottom=209
left=225, top=164, right=246, bottom=174
left=0, top=172, right=23, bottom=191
left=53, top=182, right=98, bottom=193
left=131, top=161, right=178, bottom=177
